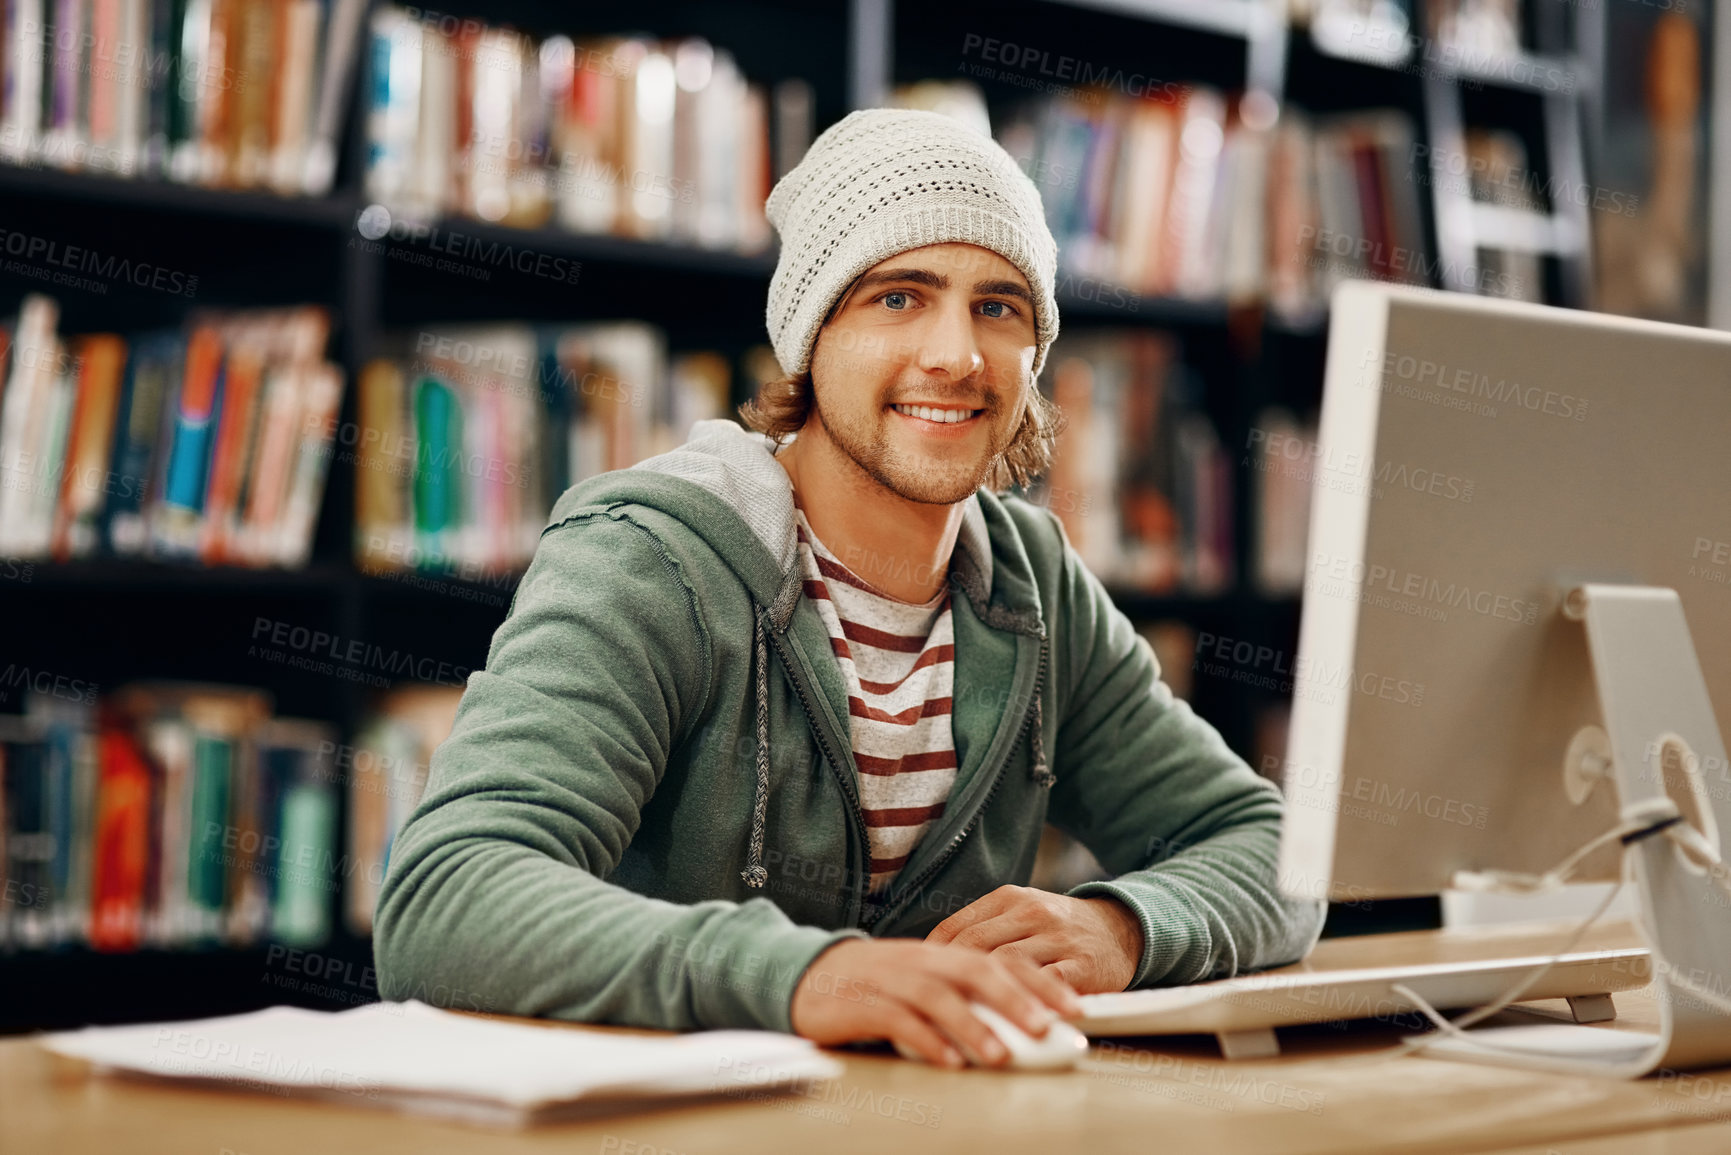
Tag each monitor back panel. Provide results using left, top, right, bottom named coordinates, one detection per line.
left=1280, top=282, right=1731, bottom=899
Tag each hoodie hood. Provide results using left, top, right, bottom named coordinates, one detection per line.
left=626, top=418, right=997, bottom=617
left=549, top=418, right=1051, bottom=889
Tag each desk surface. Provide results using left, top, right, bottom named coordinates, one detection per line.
left=5, top=922, right=1730, bottom=1155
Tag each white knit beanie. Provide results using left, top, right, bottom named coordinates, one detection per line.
left=763, top=108, right=1061, bottom=381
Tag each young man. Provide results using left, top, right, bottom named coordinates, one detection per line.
left=374, top=109, right=1324, bottom=1069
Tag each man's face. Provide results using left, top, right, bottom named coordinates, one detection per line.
left=805, top=243, right=1037, bottom=505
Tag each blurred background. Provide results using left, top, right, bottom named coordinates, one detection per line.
left=0, top=0, right=1721, bottom=1033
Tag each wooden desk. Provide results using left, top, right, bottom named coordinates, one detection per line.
left=4, top=923, right=1729, bottom=1155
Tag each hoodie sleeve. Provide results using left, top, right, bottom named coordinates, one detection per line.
left=372, top=506, right=865, bottom=1032
left=1040, top=525, right=1326, bottom=989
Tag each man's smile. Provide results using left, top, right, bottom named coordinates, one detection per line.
left=889, top=403, right=987, bottom=431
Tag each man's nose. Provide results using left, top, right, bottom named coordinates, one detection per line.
left=915, top=299, right=985, bottom=381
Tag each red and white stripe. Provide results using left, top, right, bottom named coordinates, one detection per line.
left=793, top=505, right=957, bottom=894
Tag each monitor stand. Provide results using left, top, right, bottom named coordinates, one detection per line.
left=1416, top=584, right=1731, bottom=1076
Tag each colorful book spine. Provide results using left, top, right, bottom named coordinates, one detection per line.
left=0, top=725, right=52, bottom=947
left=103, top=335, right=177, bottom=555
left=0, top=682, right=465, bottom=952
left=0, top=295, right=60, bottom=555
left=28, top=696, right=97, bottom=945
left=356, top=321, right=731, bottom=578
left=44, top=0, right=84, bottom=164
left=199, top=344, right=264, bottom=563
left=142, top=713, right=193, bottom=945
left=185, top=727, right=232, bottom=942
left=274, top=362, right=340, bottom=567
left=87, top=0, right=123, bottom=162
left=143, top=0, right=178, bottom=174
left=0, top=0, right=359, bottom=191
left=354, top=359, right=407, bottom=570
left=162, top=326, right=223, bottom=513
left=1, top=0, right=45, bottom=161
left=303, top=0, right=368, bottom=194
left=0, top=301, right=340, bottom=568
left=236, top=362, right=304, bottom=561
left=168, top=0, right=209, bottom=181
left=412, top=375, right=460, bottom=563
left=23, top=345, right=79, bottom=558
left=344, top=687, right=459, bottom=935
left=53, top=334, right=128, bottom=561
left=89, top=724, right=153, bottom=952
left=255, top=720, right=337, bottom=947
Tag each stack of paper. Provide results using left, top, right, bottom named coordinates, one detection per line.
left=40, top=1001, right=843, bottom=1128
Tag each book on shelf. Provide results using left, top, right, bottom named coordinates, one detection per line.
left=1278, top=109, right=1429, bottom=319
left=989, top=81, right=1259, bottom=302
left=344, top=684, right=460, bottom=935
left=0, top=683, right=340, bottom=952
left=353, top=322, right=731, bottom=579
left=0, top=0, right=367, bottom=194
left=890, top=79, right=992, bottom=139
left=365, top=7, right=810, bottom=252
left=1029, top=330, right=1231, bottom=596
left=1590, top=5, right=1709, bottom=326
left=1253, top=701, right=1292, bottom=784
left=1250, top=406, right=1319, bottom=597
left=1424, top=0, right=1521, bottom=59
left=0, top=295, right=345, bottom=567
left=1137, top=620, right=1198, bottom=702
left=951, top=78, right=1432, bottom=322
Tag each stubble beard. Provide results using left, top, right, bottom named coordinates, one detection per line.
left=812, top=386, right=1017, bottom=506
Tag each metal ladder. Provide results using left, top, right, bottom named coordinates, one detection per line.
left=1418, top=1, right=1593, bottom=306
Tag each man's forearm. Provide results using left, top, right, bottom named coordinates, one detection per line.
left=1067, top=817, right=1325, bottom=987
left=374, top=826, right=866, bottom=1031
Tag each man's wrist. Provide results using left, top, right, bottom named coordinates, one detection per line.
left=1083, top=895, right=1146, bottom=990
left=784, top=929, right=871, bottom=1034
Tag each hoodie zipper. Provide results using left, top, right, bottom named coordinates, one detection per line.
left=762, top=623, right=873, bottom=926
left=861, top=635, right=1048, bottom=933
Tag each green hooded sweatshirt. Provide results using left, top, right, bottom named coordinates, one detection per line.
left=373, top=418, right=1324, bottom=1032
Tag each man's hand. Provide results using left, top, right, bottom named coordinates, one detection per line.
left=926, top=885, right=1144, bottom=994
left=789, top=938, right=1082, bottom=1069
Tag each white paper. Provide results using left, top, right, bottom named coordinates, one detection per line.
left=41, top=1001, right=842, bottom=1125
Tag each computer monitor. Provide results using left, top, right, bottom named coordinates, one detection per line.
left=1274, top=281, right=1731, bottom=1074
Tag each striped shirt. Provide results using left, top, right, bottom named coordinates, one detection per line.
left=792, top=504, right=957, bottom=895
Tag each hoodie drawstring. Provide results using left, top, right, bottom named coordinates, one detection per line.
left=741, top=610, right=772, bottom=888
left=742, top=602, right=1049, bottom=886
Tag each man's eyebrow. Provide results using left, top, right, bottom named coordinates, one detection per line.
left=851, top=267, right=950, bottom=294
left=973, top=278, right=1032, bottom=303
left=847, top=268, right=1033, bottom=304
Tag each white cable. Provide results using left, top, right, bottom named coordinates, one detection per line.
left=1451, top=799, right=1677, bottom=895
left=1386, top=876, right=1628, bottom=1061
left=1377, top=802, right=1731, bottom=1066
left=1664, top=821, right=1731, bottom=903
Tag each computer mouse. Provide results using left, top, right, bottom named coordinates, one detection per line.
left=894, top=1001, right=1089, bottom=1071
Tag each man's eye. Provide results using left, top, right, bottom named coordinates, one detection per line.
left=980, top=301, right=1013, bottom=318
left=882, top=291, right=910, bottom=310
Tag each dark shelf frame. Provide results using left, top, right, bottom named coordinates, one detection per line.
left=0, top=163, right=363, bottom=225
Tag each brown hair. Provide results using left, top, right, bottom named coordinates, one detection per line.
left=739, top=369, right=1066, bottom=494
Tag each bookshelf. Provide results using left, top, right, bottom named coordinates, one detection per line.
left=0, top=165, right=365, bottom=224
left=7, top=0, right=1705, bottom=1032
